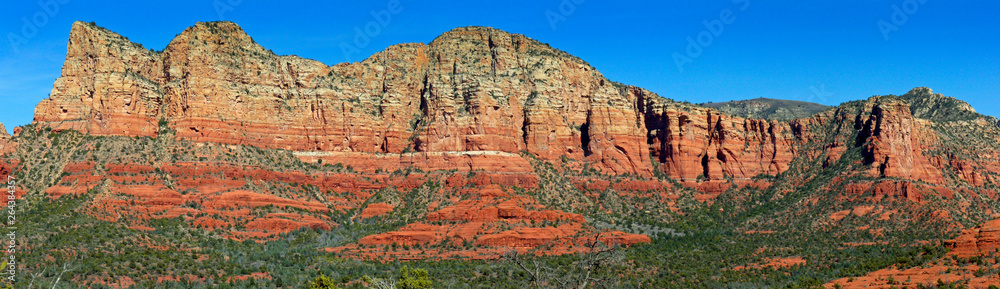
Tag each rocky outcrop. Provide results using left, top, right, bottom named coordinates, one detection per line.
left=358, top=202, right=395, bottom=219
left=946, top=218, right=1000, bottom=258
left=33, top=23, right=163, bottom=137
left=46, top=161, right=345, bottom=240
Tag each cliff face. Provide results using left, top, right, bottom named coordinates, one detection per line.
left=31, top=21, right=820, bottom=182
left=34, top=22, right=652, bottom=175
left=641, top=97, right=802, bottom=182
left=34, top=23, right=163, bottom=136
left=855, top=97, right=944, bottom=183
left=31, top=22, right=1000, bottom=192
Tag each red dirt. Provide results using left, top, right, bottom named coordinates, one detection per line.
left=734, top=256, right=806, bottom=271
left=227, top=272, right=271, bottom=282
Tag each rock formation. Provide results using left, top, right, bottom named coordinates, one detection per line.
left=641, top=99, right=802, bottom=183
left=27, top=21, right=817, bottom=182
left=946, top=218, right=1000, bottom=258
left=33, top=22, right=999, bottom=194
left=329, top=186, right=650, bottom=261
left=33, top=22, right=651, bottom=176
left=856, top=97, right=944, bottom=183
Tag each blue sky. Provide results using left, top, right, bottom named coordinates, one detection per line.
left=1, top=1, right=998, bottom=134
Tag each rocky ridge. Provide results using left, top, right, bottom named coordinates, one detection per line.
left=33, top=22, right=1000, bottom=197
left=29, top=21, right=815, bottom=186
left=698, top=97, right=831, bottom=121
left=34, top=21, right=652, bottom=176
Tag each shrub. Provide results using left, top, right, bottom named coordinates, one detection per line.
left=308, top=274, right=339, bottom=289
left=398, top=266, right=432, bottom=289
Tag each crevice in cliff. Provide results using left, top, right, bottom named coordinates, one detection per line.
left=487, top=29, right=498, bottom=78
left=878, top=156, right=890, bottom=178
left=521, top=90, right=538, bottom=150
left=521, top=107, right=531, bottom=151
left=854, top=114, right=870, bottom=147
left=701, top=153, right=710, bottom=180
left=768, top=123, right=780, bottom=164
left=419, top=73, right=430, bottom=116
left=409, top=72, right=430, bottom=153
left=713, top=116, right=726, bottom=143
left=871, top=104, right=885, bottom=137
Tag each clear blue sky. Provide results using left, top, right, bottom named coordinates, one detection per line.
left=2, top=1, right=998, bottom=134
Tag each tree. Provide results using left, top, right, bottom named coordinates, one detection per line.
left=504, top=231, right=627, bottom=289
left=308, top=274, right=340, bottom=289
left=398, top=266, right=432, bottom=289
left=362, top=266, right=432, bottom=289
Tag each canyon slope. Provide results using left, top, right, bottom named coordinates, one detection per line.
left=3, top=21, right=1000, bottom=287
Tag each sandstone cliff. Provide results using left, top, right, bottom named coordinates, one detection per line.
left=31, top=21, right=813, bottom=183
left=855, top=96, right=944, bottom=183
left=34, top=22, right=652, bottom=175
left=31, top=22, right=1000, bottom=194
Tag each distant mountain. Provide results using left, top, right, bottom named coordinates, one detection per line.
left=698, top=97, right=831, bottom=120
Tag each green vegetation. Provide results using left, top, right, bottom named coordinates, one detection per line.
left=307, top=275, right=339, bottom=289
left=699, top=97, right=832, bottom=121
left=898, top=87, right=981, bottom=122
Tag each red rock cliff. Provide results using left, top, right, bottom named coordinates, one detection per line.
left=31, top=22, right=1000, bottom=189
left=34, top=22, right=654, bottom=175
